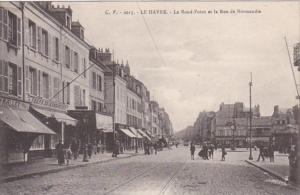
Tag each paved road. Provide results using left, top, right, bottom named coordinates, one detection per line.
left=0, top=147, right=299, bottom=195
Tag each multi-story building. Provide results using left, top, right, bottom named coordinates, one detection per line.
left=21, top=2, right=90, bottom=158
left=150, top=101, right=161, bottom=138
left=215, top=102, right=260, bottom=147
left=0, top=2, right=58, bottom=164
left=193, top=111, right=215, bottom=143
left=103, top=55, right=129, bottom=150
left=158, top=108, right=173, bottom=140
left=272, top=105, right=297, bottom=152
left=125, top=75, right=142, bottom=129
left=141, top=85, right=151, bottom=133
left=68, top=47, right=113, bottom=151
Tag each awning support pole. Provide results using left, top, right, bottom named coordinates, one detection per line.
left=61, top=122, right=65, bottom=144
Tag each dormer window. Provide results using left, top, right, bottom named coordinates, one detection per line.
left=80, top=29, right=84, bottom=39
left=66, top=14, right=71, bottom=29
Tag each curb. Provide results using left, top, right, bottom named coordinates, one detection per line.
left=1, top=153, right=140, bottom=183
left=245, top=160, right=288, bottom=183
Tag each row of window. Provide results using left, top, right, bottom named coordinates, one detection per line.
left=91, top=100, right=104, bottom=113
left=0, top=60, right=22, bottom=96
left=26, top=18, right=87, bottom=77
left=127, top=114, right=142, bottom=128
left=0, top=8, right=21, bottom=47
left=127, top=96, right=142, bottom=112
left=116, top=85, right=126, bottom=103
left=91, top=71, right=102, bottom=91
left=24, top=65, right=88, bottom=107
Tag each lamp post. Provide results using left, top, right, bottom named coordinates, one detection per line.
left=249, top=73, right=253, bottom=160
left=231, top=122, right=236, bottom=150
left=82, top=118, right=88, bottom=162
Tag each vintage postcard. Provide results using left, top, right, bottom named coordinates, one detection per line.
left=0, top=0, right=299, bottom=194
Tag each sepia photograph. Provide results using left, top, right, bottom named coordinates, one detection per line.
left=0, top=0, right=300, bottom=194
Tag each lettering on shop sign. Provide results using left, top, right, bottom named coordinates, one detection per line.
left=27, top=95, right=68, bottom=110
left=0, top=97, right=28, bottom=110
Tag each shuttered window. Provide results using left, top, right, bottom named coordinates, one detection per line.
left=97, top=75, right=102, bottom=91
left=42, top=73, right=49, bottom=99
left=0, top=8, right=3, bottom=39
left=3, top=8, right=8, bottom=41
left=65, top=46, right=70, bottom=68
left=0, top=60, right=8, bottom=92
left=28, top=20, right=36, bottom=49
left=83, top=58, right=86, bottom=77
left=74, top=52, right=78, bottom=73
left=29, top=67, right=37, bottom=96
left=74, top=85, right=81, bottom=106
left=92, top=72, right=96, bottom=89
left=53, top=77, right=60, bottom=101
left=17, top=17, right=20, bottom=47
left=17, top=66, right=21, bottom=96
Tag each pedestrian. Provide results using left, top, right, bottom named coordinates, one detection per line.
left=150, top=143, right=154, bottom=155
left=70, top=138, right=79, bottom=160
left=209, top=144, right=214, bottom=159
left=221, top=145, right=227, bottom=161
left=112, top=140, right=120, bottom=157
left=269, top=144, right=275, bottom=163
left=190, top=142, right=196, bottom=160
left=257, top=144, right=265, bottom=162
left=87, top=143, right=93, bottom=159
left=64, top=144, right=72, bottom=165
left=153, top=142, right=157, bottom=155
left=203, top=144, right=209, bottom=160
left=55, top=140, right=65, bottom=165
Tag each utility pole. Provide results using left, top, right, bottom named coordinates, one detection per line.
left=249, top=72, right=253, bottom=160
left=112, top=62, right=116, bottom=151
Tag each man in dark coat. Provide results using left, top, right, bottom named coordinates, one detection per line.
left=55, top=140, right=64, bottom=165
left=257, top=144, right=265, bottom=162
left=190, top=142, right=196, bottom=160
left=269, top=144, right=275, bottom=163
left=71, top=138, right=79, bottom=160
left=112, top=140, right=120, bottom=157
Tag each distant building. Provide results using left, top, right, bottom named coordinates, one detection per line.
left=215, top=102, right=260, bottom=147
left=272, top=105, right=298, bottom=152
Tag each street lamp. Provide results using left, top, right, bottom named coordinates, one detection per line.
left=249, top=73, right=253, bottom=160
left=82, top=118, right=89, bottom=162
left=231, top=122, right=236, bottom=150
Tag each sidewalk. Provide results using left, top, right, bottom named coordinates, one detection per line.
left=245, top=152, right=289, bottom=182
left=0, top=150, right=141, bottom=183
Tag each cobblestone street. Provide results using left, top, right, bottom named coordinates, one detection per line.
left=0, top=147, right=299, bottom=195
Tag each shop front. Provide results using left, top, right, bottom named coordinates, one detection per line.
left=27, top=96, right=77, bottom=159
left=68, top=110, right=113, bottom=152
left=117, top=124, right=136, bottom=151
left=129, top=127, right=144, bottom=150
left=0, top=97, right=55, bottom=164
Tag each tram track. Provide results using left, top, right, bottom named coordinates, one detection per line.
left=104, top=157, right=188, bottom=195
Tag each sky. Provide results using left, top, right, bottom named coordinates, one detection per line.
left=57, top=1, right=299, bottom=132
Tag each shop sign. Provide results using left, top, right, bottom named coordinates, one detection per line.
left=0, top=97, right=28, bottom=110
left=27, top=95, right=68, bottom=110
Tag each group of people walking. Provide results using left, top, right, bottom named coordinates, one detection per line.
left=144, top=141, right=160, bottom=155
left=190, top=142, right=227, bottom=161
left=55, top=138, right=105, bottom=165
left=256, top=143, right=275, bottom=162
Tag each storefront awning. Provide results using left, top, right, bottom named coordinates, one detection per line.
left=101, top=129, right=113, bottom=133
left=129, top=127, right=143, bottom=139
left=32, top=107, right=77, bottom=126
left=0, top=107, right=55, bottom=134
left=119, top=128, right=136, bottom=138
left=95, top=113, right=113, bottom=132
left=137, top=129, right=152, bottom=141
